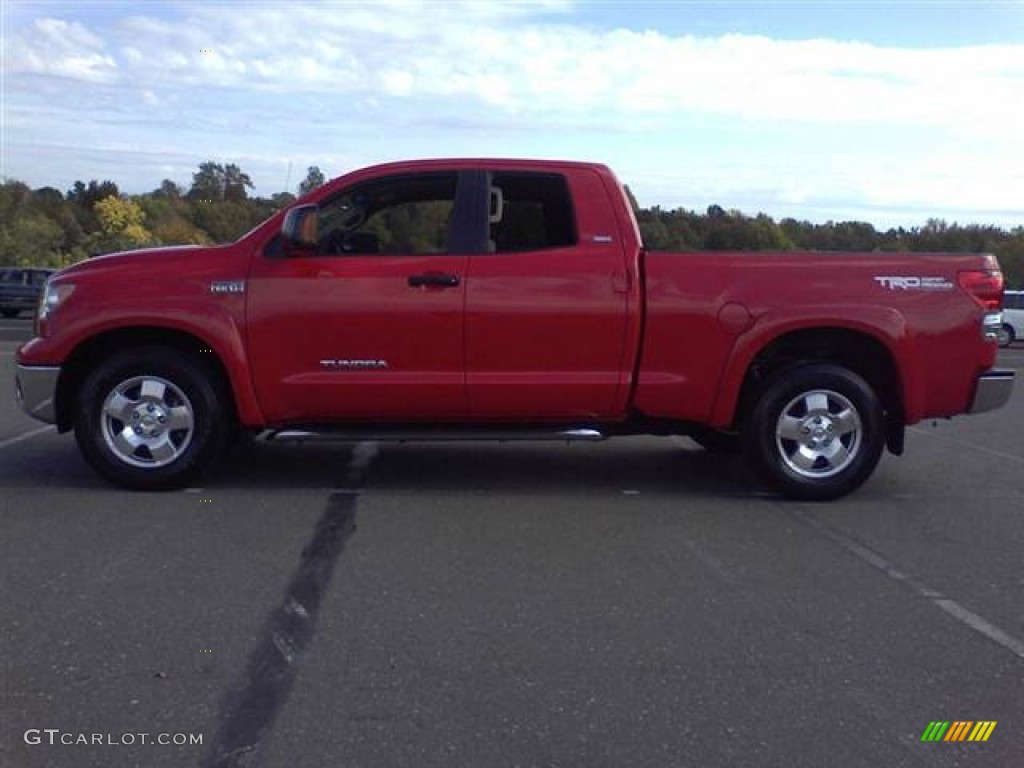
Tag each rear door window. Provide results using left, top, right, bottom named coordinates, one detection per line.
left=487, top=173, right=576, bottom=253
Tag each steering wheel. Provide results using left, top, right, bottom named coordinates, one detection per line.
left=323, top=229, right=349, bottom=255
left=338, top=205, right=366, bottom=231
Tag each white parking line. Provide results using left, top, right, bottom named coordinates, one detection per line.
left=793, top=509, right=1024, bottom=662
left=0, top=425, right=55, bottom=450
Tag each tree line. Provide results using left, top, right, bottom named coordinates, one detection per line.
left=2, top=162, right=1021, bottom=287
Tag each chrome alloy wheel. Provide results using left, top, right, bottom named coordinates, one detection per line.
left=774, top=389, right=862, bottom=479
left=100, top=375, right=195, bottom=468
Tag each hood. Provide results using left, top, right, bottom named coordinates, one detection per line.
left=56, top=244, right=225, bottom=279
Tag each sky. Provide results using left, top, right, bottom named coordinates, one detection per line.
left=3, top=0, right=1024, bottom=228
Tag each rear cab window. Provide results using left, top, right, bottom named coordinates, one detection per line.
left=487, top=172, right=576, bottom=253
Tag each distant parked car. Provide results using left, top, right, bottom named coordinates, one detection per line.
left=999, top=289, right=1024, bottom=347
left=0, top=267, right=55, bottom=318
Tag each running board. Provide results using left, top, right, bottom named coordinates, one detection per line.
left=263, top=426, right=607, bottom=443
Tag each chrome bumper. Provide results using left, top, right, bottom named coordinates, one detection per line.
left=14, top=364, right=60, bottom=424
left=969, top=369, right=1015, bottom=414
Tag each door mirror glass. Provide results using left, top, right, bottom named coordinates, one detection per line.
left=281, top=204, right=319, bottom=254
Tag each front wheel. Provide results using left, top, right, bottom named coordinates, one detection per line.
left=996, top=324, right=1015, bottom=348
left=74, top=347, right=231, bottom=490
left=744, top=364, right=885, bottom=501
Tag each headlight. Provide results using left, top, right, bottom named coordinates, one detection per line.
left=36, top=284, right=74, bottom=325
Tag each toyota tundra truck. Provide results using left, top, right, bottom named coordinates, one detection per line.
left=14, top=159, right=1015, bottom=499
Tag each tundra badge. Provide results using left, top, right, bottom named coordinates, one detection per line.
left=319, top=359, right=390, bottom=370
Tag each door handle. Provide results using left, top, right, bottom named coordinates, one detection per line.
left=408, top=273, right=460, bottom=288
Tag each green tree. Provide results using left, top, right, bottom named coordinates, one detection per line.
left=636, top=207, right=671, bottom=248
left=298, top=166, right=325, bottom=197
left=31, top=187, right=84, bottom=252
left=66, top=180, right=119, bottom=236
left=0, top=211, right=64, bottom=266
left=153, top=179, right=183, bottom=200
left=0, top=181, right=33, bottom=224
left=138, top=196, right=209, bottom=246
left=188, top=162, right=253, bottom=204
left=191, top=201, right=254, bottom=243
left=189, top=162, right=227, bottom=202
left=994, top=231, right=1024, bottom=288
left=271, top=192, right=297, bottom=209
left=223, top=163, right=253, bottom=203
left=151, top=214, right=210, bottom=245
left=751, top=213, right=794, bottom=250
left=67, top=179, right=120, bottom=209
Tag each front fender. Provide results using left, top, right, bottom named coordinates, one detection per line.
left=20, top=300, right=265, bottom=429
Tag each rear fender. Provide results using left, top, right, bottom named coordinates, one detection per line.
left=709, top=306, right=917, bottom=428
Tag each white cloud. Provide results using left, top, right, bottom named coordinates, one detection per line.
left=624, top=149, right=1024, bottom=227
left=4, top=1, right=1023, bottom=225
left=9, top=5, right=1022, bottom=139
left=8, top=17, right=117, bottom=82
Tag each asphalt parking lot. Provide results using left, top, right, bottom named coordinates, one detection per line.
left=2, top=315, right=1022, bottom=768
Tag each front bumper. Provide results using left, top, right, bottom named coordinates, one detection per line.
left=969, top=369, right=1015, bottom=414
left=14, top=364, right=60, bottom=424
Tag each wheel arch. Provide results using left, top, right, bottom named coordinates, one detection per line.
left=54, top=326, right=242, bottom=432
left=721, top=326, right=905, bottom=452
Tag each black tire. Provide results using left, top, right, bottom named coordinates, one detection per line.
left=689, top=427, right=741, bottom=454
left=1, top=309, right=19, bottom=318
left=74, top=346, right=231, bottom=490
left=744, top=363, right=885, bottom=501
left=997, top=324, right=1015, bottom=348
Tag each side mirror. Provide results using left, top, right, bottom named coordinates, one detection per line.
left=281, top=204, right=319, bottom=253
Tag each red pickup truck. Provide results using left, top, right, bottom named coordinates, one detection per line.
left=14, top=159, right=1015, bottom=499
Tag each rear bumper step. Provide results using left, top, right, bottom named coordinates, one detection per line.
left=969, top=369, right=1015, bottom=414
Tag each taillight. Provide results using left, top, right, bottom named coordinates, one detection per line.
left=958, top=266, right=1004, bottom=311
left=959, top=256, right=1006, bottom=343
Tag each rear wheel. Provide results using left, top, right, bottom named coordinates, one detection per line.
left=996, top=324, right=1015, bottom=348
left=74, top=347, right=231, bottom=490
left=744, top=364, right=885, bottom=501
